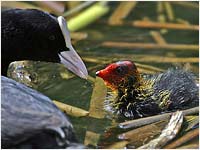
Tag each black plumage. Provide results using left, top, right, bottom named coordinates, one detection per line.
left=1, top=76, right=84, bottom=148
left=1, top=8, right=88, bottom=79
left=2, top=8, right=66, bottom=75
left=115, top=69, right=199, bottom=119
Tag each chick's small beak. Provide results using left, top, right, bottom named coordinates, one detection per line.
left=96, top=71, right=100, bottom=77
left=58, top=16, right=88, bottom=79
left=96, top=70, right=104, bottom=78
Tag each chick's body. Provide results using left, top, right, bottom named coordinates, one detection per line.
left=96, top=61, right=198, bottom=119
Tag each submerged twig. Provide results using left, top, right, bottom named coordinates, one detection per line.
left=106, top=141, right=129, bottom=149
left=156, top=2, right=168, bottom=33
left=82, top=53, right=198, bottom=64
left=157, top=1, right=164, bottom=14
left=34, top=1, right=65, bottom=14
left=119, top=120, right=167, bottom=142
left=108, top=1, right=137, bottom=25
left=83, top=57, right=164, bottom=74
left=138, top=68, right=158, bottom=74
left=119, top=107, right=199, bottom=129
left=150, top=31, right=167, bottom=44
left=84, top=131, right=101, bottom=147
left=71, top=32, right=88, bottom=40
left=157, top=2, right=166, bottom=24
left=135, top=62, right=164, bottom=72
left=176, top=18, right=190, bottom=25
left=84, top=77, right=107, bottom=147
left=133, top=56, right=199, bottom=63
left=87, top=75, right=96, bottom=83
left=176, top=143, right=199, bottom=149
left=63, top=1, right=95, bottom=17
left=172, top=1, right=199, bottom=9
left=1, top=1, right=40, bottom=10
left=102, top=41, right=198, bottom=50
left=83, top=56, right=164, bottom=73
left=184, top=116, right=199, bottom=132
left=138, top=111, right=183, bottom=149
left=88, top=77, right=107, bottom=119
left=164, top=2, right=175, bottom=21
left=53, top=100, right=89, bottom=117
left=83, top=57, right=109, bottom=64
left=67, top=2, right=110, bottom=31
left=164, top=128, right=199, bottom=149
left=132, top=21, right=199, bottom=30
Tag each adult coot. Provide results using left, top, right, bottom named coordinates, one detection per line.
left=96, top=61, right=198, bottom=119
left=1, top=76, right=84, bottom=148
left=1, top=8, right=87, bottom=148
left=1, top=8, right=88, bottom=79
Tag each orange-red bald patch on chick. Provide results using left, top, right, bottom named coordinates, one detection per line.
left=96, top=61, right=140, bottom=90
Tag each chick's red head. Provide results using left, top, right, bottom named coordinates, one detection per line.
left=96, top=61, right=139, bottom=90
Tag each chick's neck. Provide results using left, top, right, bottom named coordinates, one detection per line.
left=114, top=74, right=153, bottom=104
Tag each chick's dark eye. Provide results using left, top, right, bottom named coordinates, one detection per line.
left=115, top=66, right=127, bottom=75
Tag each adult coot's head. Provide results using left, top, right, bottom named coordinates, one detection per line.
left=2, top=8, right=88, bottom=79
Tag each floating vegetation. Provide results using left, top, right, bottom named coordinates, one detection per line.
left=102, top=41, right=198, bottom=50
left=164, top=128, right=199, bottom=149
left=53, top=100, right=89, bottom=117
left=67, top=2, right=110, bottom=31
left=118, top=120, right=167, bottom=147
left=108, top=1, right=138, bottom=25
left=119, top=107, right=199, bottom=129
left=138, top=111, right=183, bottom=149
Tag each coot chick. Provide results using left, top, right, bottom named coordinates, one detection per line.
left=2, top=8, right=88, bottom=79
left=96, top=61, right=198, bottom=119
left=1, top=76, right=85, bottom=149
